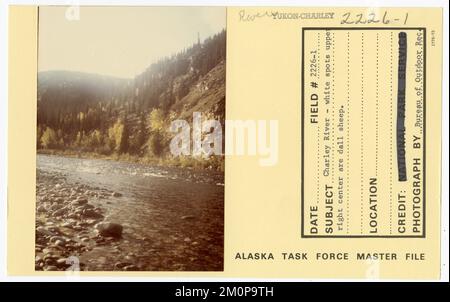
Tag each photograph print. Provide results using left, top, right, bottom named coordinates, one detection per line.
left=35, top=6, right=226, bottom=272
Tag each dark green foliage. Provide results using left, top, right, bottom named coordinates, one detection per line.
left=148, top=132, right=164, bottom=157
left=118, top=120, right=130, bottom=154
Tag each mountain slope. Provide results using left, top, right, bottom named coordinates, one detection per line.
left=37, top=30, right=226, bottom=162
left=173, top=60, right=225, bottom=121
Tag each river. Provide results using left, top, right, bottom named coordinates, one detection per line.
left=36, top=154, right=224, bottom=271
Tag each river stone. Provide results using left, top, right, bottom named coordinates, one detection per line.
left=83, top=209, right=104, bottom=219
left=43, top=254, right=54, bottom=261
left=50, top=203, right=63, bottom=211
left=56, top=258, right=69, bottom=268
left=49, top=236, right=65, bottom=244
left=85, top=219, right=97, bottom=225
left=61, top=222, right=72, bottom=228
left=114, top=262, right=129, bottom=269
left=53, top=240, right=65, bottom=248
left=83, top=204, right=95, bottom=210
left=44, top=265, right=58, bottom=271
left=52, top=208, right=66, bottom=217
left=55, top=197, right=64, bottom=203
left=67, top=213, right=78, bottom=219
left=47, top=225, right=59, bottom=232
left=123, top=265, right=138, bottom=271
left=36, top=226, right=55, bottom=236
left=73, top=197, right=88, bottom=205
left=96, top=222, right=123, bottom=238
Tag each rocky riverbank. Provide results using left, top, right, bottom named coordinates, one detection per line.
left=35, top=170, right=129, bottom=271
left=36, top=154, right=224, bottom=272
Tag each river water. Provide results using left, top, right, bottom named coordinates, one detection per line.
left=36, top=154, right=224, bottom=271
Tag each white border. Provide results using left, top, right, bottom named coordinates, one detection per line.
left=0, top=0, right=448, bottom=282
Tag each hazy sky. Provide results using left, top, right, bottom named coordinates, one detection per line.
left=38, top=6, right=226, bottom=78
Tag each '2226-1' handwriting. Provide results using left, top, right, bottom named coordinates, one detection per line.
left=341, top=11, right=409, bottom=25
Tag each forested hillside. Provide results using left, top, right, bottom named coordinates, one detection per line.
left=37, top=30, right=226, bottom=170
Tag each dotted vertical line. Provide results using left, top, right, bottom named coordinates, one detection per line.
left=316, top=32, right=321, bottom=206
left=360, top=32, right=365, bottom=235
left=346, top=32, right=350, bottom=234
left=389, top=31, right=394, bottom=234
left=331, top=32, right=335, bottom=184
left=375, top=33, right=379, bottom=175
